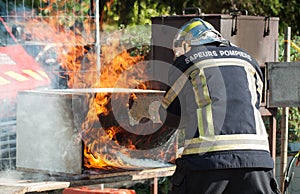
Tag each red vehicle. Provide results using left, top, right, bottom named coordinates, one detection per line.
left=0, top=16, right=50, bottom=121
left=0, top=16, right=51, bottom=170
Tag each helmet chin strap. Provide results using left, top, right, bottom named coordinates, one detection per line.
left=178, top=39, right=191, bottom=54
left=183, top=42, right=190, bottom=53
left=219, top=39, right=232, bottom=47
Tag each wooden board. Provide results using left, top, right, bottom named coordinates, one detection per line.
left=0, top=166, right=175, bottom=193
left=85, top=166, right=175, bottom=180
left=0, top=185, right=27, bottom=194
left=0, top=178, right=70, bottom=193
left=131, top=166, right=176, bottom=180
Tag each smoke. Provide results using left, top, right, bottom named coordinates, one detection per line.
left=0, top=169, right=57, bottom=182
left=116, top=152, right=173, bottom=169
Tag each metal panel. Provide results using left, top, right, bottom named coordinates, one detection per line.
left=151, top=14, right=223, bottom=66
left=221, top=16, right=279, bottom=66
left=0, top=120, right=16, bottom=170
left=16, top=90, right=83, bottom=174
left=267, top=62, right=300, bottom=107
left=151, top=14, right=279, bottom=67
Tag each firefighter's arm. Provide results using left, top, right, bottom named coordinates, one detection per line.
left=159, top=96, right=181, bottom=129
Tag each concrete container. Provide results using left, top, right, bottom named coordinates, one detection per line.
left=16, top=89, right=177, bottom=175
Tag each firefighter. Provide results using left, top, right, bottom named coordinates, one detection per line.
left=161, top=18, right=281, bottom=194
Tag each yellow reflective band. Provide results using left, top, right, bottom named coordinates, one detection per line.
left=243, top=65, right=265, bottom=135
left=256, top=73, right=263, bottom=96
left=190, top=69, right=202, bottom=106
left=187, top=134, right=268, bottom=143
left=196, top=108, right=205, bottom=136
left=257, top=81, right=263, bottom=95
left=206, top=103, right=214, bottom=135
left=191, top=58, right=257, bottom=74
left=201, top=70, right=210, bottom=103
left=5, top=71, right=29, bottom=82
left=183, top=144, right=270, bottom=155
left=162, top=73, right=190, bottom=108
left=255, top=110, right=266, bottom=136
left=199, top=69, right=214, bottom=135
left=184, top=21, right=203, bottom=34
left=179, top=20, right=204, bottom=38
left=37, top=70, right=50, bottom=80
left=190, top=68, right=214, bottom=136
left=162, top=90, right=174, bottom=109
left=183, top=134, right=270, bottom=155
left=0, top=76, right=10, bottom=85
left=22, top=69, right=44, bottom=81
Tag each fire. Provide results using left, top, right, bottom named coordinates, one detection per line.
left=20, top=0, right=177, bottom=171
left=81, top=44, right=148, bottom=169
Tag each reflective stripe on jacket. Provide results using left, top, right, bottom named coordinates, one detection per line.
left=163, top=45, right=270, bottom=156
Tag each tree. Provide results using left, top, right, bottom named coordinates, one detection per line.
left=102, top=0, right=299, bottom=35
left=2, top=0, right=299, bottom=35
left=278, top=0, right=300, bottom=35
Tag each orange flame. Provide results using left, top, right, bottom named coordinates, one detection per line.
left=20, top=0, right=177, bottom=171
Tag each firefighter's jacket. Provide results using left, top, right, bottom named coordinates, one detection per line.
left=162, top=45, right=274, bottom=170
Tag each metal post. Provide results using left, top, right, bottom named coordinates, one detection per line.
left=280, top=26, right=291, bottom=192
left=153, top=177, right=158, bottom=194
left=95, top=0, right=101, bottom=76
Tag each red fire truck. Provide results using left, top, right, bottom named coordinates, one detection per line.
left=0, top=16, right=52, bottom=170
left=0, top=16, right=50, bottom=101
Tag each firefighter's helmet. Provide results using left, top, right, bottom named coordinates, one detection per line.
left=173, top=18, right=223, bottom=57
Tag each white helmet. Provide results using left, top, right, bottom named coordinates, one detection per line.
left=173, top=18, right=223, bottom=57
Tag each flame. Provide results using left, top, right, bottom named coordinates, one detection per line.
left=20, top=0, right=177, bottom=171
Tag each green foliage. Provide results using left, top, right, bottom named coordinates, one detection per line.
left=131, top=1, right=171, bottom=25
left=33, top=0, right=92, bottom=28
left=104, top=0, right=171, bottom=28
left=103, top=0, right=300, bottom=35
left=123, top=178, right=171, bottom=194
left=278, top=35, right=300, bottom=62
left=278, top=0, right=300, bottom=35
left=288, top=107, right=300, bottom=142
left=119, top=25, right=151, bottom=56
left=8, top=0, right=300, bottom=35
left=233, top=0, right=282, bottom=15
